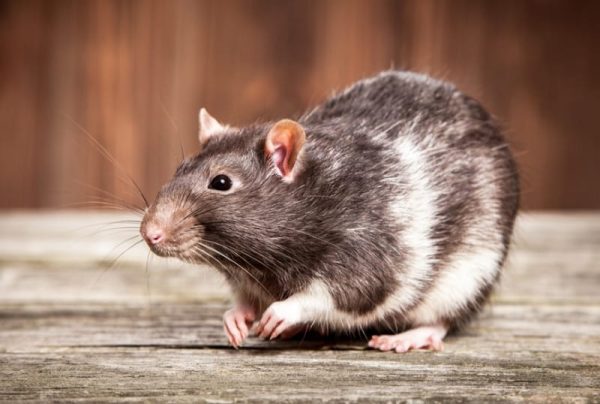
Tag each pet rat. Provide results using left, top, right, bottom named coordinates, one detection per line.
left=140, top=70, right=519, bottom=353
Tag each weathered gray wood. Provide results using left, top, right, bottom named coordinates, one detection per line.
left=0, top=212, right=599, bottom=402
left=1, top=302, right=599, bottom=352
left=1, top=347, right=598, bottom=403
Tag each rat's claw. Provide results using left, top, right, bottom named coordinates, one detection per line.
left=256, top=301, right=302, bottom=340
left=234, top=313, right=249, bottom=341
left=223, top=313, right=242, bottom=348
left=258, top=310, right=283, bottom=339
left=255, top=306, right=272, bottom=337
left=223, top=322, right=240, bottom=348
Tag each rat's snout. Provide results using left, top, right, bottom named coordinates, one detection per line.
left=143, top=223, right=165, bottom=246
left=140, top=200, right=201, bottom=258
left=140, top=216, right=173, bottom=254
left=140, top=214, right=178, bottom=256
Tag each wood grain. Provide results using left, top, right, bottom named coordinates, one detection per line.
left=0, top=211, right=599, bottom=402
left=0, top=0, right=599, bottom=210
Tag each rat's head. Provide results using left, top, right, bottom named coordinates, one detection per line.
left=140, top=108, right=308, bottom=268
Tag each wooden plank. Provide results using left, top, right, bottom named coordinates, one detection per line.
left=0, top=263, right=230, bottom=304
left=0, top=302, right=598, bottom=402
left=1, top=302, right=599, bottom=353
left=0, top=347, right=598, bottom=403
left=0, top=212, right=599, bottom=402
left=1, top=249, right=598, bottom=305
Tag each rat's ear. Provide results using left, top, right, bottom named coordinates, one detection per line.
left=198, top=108, right=226, bottom=147
left=264, top=119, right=306, bottom=182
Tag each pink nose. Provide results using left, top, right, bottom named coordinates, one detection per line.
left=145, top=227, right=165, bottom=245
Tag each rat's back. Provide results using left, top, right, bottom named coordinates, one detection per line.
left=301, top=71, right=519, bottom=331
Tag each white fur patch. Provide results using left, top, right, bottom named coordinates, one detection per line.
left=351, top=134, right=440, bottom=325
left=406, top=248, right=502, bottom=325
left=406, top=152, right=505, bottom=325
left=386, top=135, right=439, bottom=307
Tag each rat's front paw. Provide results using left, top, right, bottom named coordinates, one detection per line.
left=223, top=305, right=256, bottom=348
left=255, top=300, right=302, bottom=340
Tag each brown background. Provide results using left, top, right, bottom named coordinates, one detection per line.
left=1, top=0, right=599, bottom=210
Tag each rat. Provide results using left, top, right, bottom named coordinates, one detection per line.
left=140, top=70, right=519, bottom=353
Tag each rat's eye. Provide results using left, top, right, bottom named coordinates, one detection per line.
left=209, top=174, right=232, bottom=191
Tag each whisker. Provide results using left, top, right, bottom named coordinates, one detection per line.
left=195, top=241, right=274, bottom=299
left=189, top=245, right=230, bottom=276
left=194, top=223, right=307, bottom=272
left=82, top=226, right=141, bottom=237
left=202, top=239, right=256, bottom=269
left=64, top=200, right=145, bottom=215
left=63, top=219, right=141, bottom=239
left=92, top=238, right=144, bottom=287
left=74, top=180, right=145, bottom=213
left=64, top=114, right=149, bottom=208
left=178, top=204, right=223, bottom=226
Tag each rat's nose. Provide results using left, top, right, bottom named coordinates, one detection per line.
left=145, top=225, right=165, bottom=245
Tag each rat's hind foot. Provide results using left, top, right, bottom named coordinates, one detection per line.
left=368, top=324, right=447, bottom=353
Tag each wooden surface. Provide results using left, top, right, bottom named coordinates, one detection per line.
left=2, top=0, right=600, bottom=210
left=1, top=211, right=599, bottom=402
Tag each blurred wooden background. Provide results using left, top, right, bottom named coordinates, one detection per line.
left=0, top=0, right=599, bottom=210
